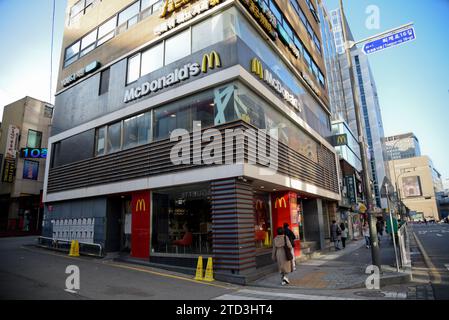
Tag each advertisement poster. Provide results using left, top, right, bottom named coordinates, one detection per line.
left=5, top=125, right=20, bottom=159
left=2, top=158, right=16, bottom=183
left=23, top=160, right=39, bottom=180
left=402, top=176, right=422, bottom=197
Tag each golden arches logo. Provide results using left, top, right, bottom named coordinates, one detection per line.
left=337, top=135, right=347, bottom=145
left=274, top=197, right=287, bottom=209
left=251, top=58, right=264, bottom=80
left=135, top=199, right=146, bottom=212
left=255, top=200, right=264, bottom=210
left=202, top=51, right=221, bottom=73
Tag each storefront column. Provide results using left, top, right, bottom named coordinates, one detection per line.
left=271, top=192, right=301, bottom=257
left=211, top=179, right=256, bottom=275
left=303, top=199, right=326, bottom=250
left=131, top=191, right=151, bottom=259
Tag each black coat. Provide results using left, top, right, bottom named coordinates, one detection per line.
left=284, top=228, right=296, bottom=248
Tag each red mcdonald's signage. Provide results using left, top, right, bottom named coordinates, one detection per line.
left=131, top=191, right=151, bottom=259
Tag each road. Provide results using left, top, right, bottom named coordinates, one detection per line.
left=411, top=223, right=449, bottom=299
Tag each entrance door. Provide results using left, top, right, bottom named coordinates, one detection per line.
left=131, top=191, right=151, bottom=259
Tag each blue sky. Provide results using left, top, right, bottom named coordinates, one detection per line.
left=0, top=0, right=448, bottom=186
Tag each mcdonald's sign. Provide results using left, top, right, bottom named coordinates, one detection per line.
left=202, top=51, right=221, bottom=73
left=255, top=200, right=264, bottom=210
left=135, top=199, right=147, bottom=212
left=330, top=134, right=348, bottom=147
left=251, top=58, right=264, bottom=80
left=274, top=197, right=287, bottom=209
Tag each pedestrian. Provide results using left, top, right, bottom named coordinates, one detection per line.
left=424, top=218, right=427, bottom=225
left=283, top=223, right=297, bottom=271
left=340, top=222, right=348, bottom=249
left=362, top=222, right=371, bottom=248
left=376, top=219, right=384, bottom=244
left=330, top=220, right=342, bottom=250
left=272, top=227, right=293, bottom=285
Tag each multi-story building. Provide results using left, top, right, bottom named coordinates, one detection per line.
left=42, top=0, right=341, bottom=283
left=388, top=156, right=442, bottom=221
left=330, top=7, right=389, bottom=209
left=0, top=97, right=53, bottom=234
left=385, top=133, right=421, bottom=161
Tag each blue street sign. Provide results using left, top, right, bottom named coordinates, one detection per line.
left=363, top=27, right=416, bottom=55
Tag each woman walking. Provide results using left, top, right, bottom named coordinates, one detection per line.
left=340, top=222, right=348, bottom=249
left=362, top=222, right=371, bottom=248
left=272, top=227, right=293, bottom=285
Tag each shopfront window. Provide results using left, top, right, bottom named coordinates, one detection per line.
left=165, top=29, right=191, bottom=65
left=107, top=121, right=122, bottom=154
left=254, top=192, right=272, bottom=249
left=152, top=184, right=212, bottom=255
left=123, top=112, right=151, bottom=149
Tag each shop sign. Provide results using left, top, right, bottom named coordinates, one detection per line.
left=274, top=197, right=287, bottom=209
left=5, top=125, right=20, bottom=159
left=250, top=58, right=301, bottom=112
left=20, top=148, right=48, bottom=159
left=239, top=0, right=278, bottom=40
left=330, top=134, right=348, bottom=147
left=124, top=51, right=221, bottom=103
left=345, top=175, right=357, bottom=204
left=155, top=0, right=221, bottom=35
left=61, top=61, right=101, bottom=87
left=2, top=158, right=16, bottom=183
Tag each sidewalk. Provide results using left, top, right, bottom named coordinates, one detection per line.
left=252, top=235, right=411, bottom=290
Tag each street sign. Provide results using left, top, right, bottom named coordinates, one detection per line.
left=363, top=27, right=416, bottom=55
left=330, top=134, right=348, bottom=147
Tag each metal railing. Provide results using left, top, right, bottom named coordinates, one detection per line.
left=37, top=236, right=103, bottom=257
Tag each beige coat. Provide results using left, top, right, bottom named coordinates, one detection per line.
left=272, top=235, right=293, bottom=274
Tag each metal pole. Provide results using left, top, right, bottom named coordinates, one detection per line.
left=386, top=185, right=400, bottom=272
left=339, top=0, right=381, bottom=270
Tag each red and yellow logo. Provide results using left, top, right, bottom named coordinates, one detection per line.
left=274, top=197, right=287, bottom=209
left=135, top=199, right=147, bottom=212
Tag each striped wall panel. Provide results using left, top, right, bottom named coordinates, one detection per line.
left=211, top=178, right=257, bottom=274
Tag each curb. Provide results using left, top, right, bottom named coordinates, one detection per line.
left=412, top=231, right=442, bottom=284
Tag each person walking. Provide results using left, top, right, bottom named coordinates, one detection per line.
left=376, top=219, right=384, bottom=245
left=340, top=222, right=348, bottom=249
left=362, top=222, right=371, bottom=248
left=272, top=227, right=293, bottom=285
left=283, top=223, right=296, bottom=271
left=330, top=220, right=342, bottom=250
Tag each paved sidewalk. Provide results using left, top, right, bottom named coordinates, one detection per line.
left=252, top=235, right=410, bottom=290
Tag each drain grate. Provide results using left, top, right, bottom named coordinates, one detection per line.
left=354, top=291, right=386, bottom=298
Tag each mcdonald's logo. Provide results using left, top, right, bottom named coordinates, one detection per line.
left=274, top=197, right=287, bottom=209
left=251, top=58, right=264, bottom=80
left=331, top=134, right=348, bottom=147
left=202, top=51, right=221, bottom=73
left=255, top=200, right=264, bottom=210
left=135, top=199, right=146, bottom=212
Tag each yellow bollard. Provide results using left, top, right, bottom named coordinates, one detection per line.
left=69, top=240, right=80, bottom=257
left=194, top=256, right=204, bottom=281
left=203, top=257, right=214, bottom=282
left=264, top=232, right=269, bottom=247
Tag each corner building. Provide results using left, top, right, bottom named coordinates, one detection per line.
left=43, top=0, right=340, bottom=283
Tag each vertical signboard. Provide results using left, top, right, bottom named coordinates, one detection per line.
left=5, top=125, right=20, bottom=159
left=2, top=158, right=16, bottom=183
left=131, top=191, right=151, bottom=259
left=345, top=175, right=357, bottom=204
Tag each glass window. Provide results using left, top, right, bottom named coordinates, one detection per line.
left=95, top=126, right=106, bottom=156
left=123, top=112, right=151, bottom=149
left=141, top=42, right=164, bottom=76
left=27, top=130, right=42, bottom=148
left=283, top=21, right=294, bottom=40
left=70, top=0, right=85, bottom=19
left=127, top=54, right=141, bottom=84
left=254, top=192, right=272, bottom=249
left=107, top=122, right=122, bottom=154
left=141, top=0, right=159, bottom=10
left=164, top=29, right=191, bottom=65
left=294, top=36, right=304, bottom=56
left=118, top=1, right=140, bottom=28
left=64, top=41, right=80, bottom=66
left=99, top=68, right=110, bottom=95
left=192, top=14, right=225, bottom=53
left=80, top=29, right=97, bottom=56
left=152, top=184, right=212, bottom=255
left=269, top=1, right=283, bottom=23
left=44, top=105, right=54, bottom=118
left=97, top=17, right=116, bottom=46
left=303, top=49, right=311, bottom=67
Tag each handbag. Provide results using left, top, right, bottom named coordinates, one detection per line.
left=283, top=236, right=294, bottom=261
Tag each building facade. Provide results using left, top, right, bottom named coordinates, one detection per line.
left=387, top=156, right=442, bottom=221
left=385, top=132, right=421, bottom=161
left=330, top=7, right=389, bottom=210
left=43, top=0, right=341, bottom=283
left=0, top=97, right=53, bottom=234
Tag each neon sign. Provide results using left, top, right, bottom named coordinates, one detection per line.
left=20, top=148, right=48, bottom=159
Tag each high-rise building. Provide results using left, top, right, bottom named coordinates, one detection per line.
left=384, top=132, right=421, bottom=161
left=0, top=97, right=53, bottom=235
left=42, top=0, right=341, bottom=283
left=330, top=7, right=389, bottom=209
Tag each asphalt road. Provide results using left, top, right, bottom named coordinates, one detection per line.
left=411, top=223, right=449, bottom=300
left=0, top=236, right=238, bottom=300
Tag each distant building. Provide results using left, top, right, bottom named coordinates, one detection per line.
left=330, top=7, right=390, bottom=210
left=0, top=97, right=53, bottom=234
left=385, top=133, right=421, bottom=161
left=388, top=156, right=442, bottom=221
